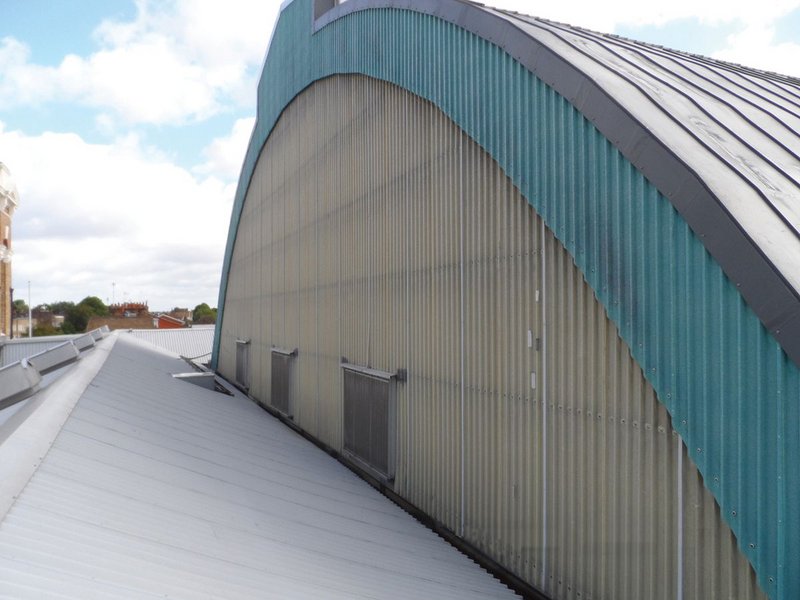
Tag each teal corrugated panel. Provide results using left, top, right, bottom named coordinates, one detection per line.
left=213, top=2, right=800, bottom=597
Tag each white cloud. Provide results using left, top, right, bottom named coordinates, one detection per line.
left=0, top=123, right=233, bottom=309
left=3, top=1, right=797, bottom=123
left=482, top=0, right=800, bottom=77
left=195, top=117, right=255, bottom=181
left=712, top=24, right=800, bottom=77
left=481, top=0, right=800, bottom=31
left=0, top=1, right=281, bottom=125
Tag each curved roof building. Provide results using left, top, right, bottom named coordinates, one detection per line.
left=214, top=2, right=800, bottom=598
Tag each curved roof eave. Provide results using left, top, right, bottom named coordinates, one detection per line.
left=314, top=0, right=800, bottom=367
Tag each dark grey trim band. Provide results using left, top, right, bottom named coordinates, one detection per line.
left=313, top=0, right=800, bottom=367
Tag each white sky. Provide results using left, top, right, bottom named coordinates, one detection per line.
left=0, top=0, right=798, bottom=311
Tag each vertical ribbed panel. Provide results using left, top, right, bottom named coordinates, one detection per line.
left=544, top=234, right=678, bottom=599
left=219, top=74, right=766, bottom=600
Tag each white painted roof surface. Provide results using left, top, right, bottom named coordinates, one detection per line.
left=489, top=9, right=800, bottom=296
left=124, top=326, right=214, bottom=362
left=0, top=334, right=517, bottom=599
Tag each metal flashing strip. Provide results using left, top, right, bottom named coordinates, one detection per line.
left=340, top=361, right=403, bottom=382
left=308, top=0, right=800, bottom=367
left=171, top=371, right=218, bottom=391
left=271, top=345, right=298, bottom=356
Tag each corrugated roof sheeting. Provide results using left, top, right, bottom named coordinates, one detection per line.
left=215, top=1, right=800, bottom=597
left=0, top=335, right=518, bottom=599
left=125, top=327, right=214, bottom=361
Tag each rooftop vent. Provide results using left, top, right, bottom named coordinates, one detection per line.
left=27, top=341, right=80, bottom=375
left=340, top=360, right=404, bottom=482
left=0, top=361, right=42, bottom=410
left=172, top=372, right=233, bottom=395
left=73, top=333, right=96, bottom=352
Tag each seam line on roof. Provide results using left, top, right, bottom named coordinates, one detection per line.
left=594, top=31, right=800, bottom=139
left=524, top=15, right=800, bottom=238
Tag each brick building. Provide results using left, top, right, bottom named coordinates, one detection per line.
left=0, top=163, right=18, bottom=338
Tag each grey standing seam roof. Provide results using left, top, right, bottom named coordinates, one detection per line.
left=0, top=333, right=517, bottom=599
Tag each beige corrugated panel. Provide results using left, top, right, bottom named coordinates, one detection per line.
left=220, top=74, right=765, bottom=600
left=682, top=443, right=766, bottom=599
left=544, top=235, right=678, bottom=598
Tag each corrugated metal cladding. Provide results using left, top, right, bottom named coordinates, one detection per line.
left=219, top=74, right=765, bottom=600
left=215, top=2, right=800, bottom=597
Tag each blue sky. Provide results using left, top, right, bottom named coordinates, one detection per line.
left=0, top=0, right=798, bottom=311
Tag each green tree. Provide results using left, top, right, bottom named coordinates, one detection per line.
left=33, top=323, right=60, bottom=337
left=78, top=296, right=108, bottom=316
left=12, top=299, right=28, bottom=317
left=49, top=300, right=75, bottom=315
left=192, top=303, right=217, bottom=324
left=63, top=304, right=92, bottom=333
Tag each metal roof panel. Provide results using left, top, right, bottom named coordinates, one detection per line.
left=0, top=335, right=517, bottom=599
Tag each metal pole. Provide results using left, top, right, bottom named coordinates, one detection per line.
left=27, top=280, right=32, bottom=337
